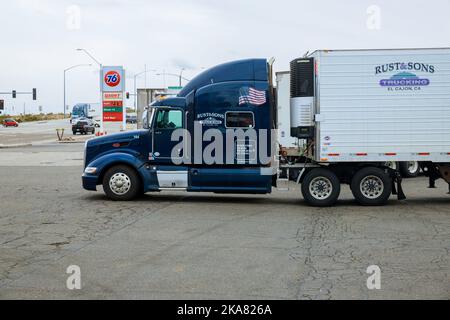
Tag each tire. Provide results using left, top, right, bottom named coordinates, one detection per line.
left=73, top=131, right=77, bottom=135
left=351, top=167, right=392, bottom=206
left=103, top=165, right=141, bottom=201
left=399, top=161, right=420, bottom=178
left=384, top=161, right=398, bottom=171
left=301, top=168, right=341, bottom=207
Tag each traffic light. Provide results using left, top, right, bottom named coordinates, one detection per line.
left=12, top=90, right=16, bottom=98
left=32, top=88, right=37, bottom=100
left=126, top=92, right=130, bottom=99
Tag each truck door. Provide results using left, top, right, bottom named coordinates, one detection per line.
left=152, top=108, right=184, bottom=163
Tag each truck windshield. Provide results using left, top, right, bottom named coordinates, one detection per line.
left=72, top=104, right=88, bottom=117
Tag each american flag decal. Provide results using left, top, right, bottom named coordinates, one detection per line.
left=239, top=87, right=267, bottom=106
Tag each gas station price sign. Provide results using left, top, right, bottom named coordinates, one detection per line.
left=101, top=67, right=125, bottom=123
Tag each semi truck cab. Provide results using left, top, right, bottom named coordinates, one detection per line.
left=83, top=59, right=277, bottom=200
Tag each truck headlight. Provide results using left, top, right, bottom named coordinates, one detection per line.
left=84, top=167, right=97, bottom=174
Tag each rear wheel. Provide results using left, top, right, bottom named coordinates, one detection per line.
left=103, top=165, right=141, bottom=201
left=301, top=168, right=341, bottom=207
left=351, top=167, right=392, bottom=206
left=399, top=161, right=420, bottom=178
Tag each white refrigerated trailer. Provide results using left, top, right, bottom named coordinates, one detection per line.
left=277, top=73, right=421, bottom=177
left=289, top=48, right=450, bottom=206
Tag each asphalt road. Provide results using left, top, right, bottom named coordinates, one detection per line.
left=0, top=143, right=449, bottom=299
left=0, top=119, right=134, bottom=146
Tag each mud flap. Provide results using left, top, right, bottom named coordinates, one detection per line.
left=390, top=170, right=406, bottom=201
left=396, top=178, right=406, bottom=201
left=392, top=179, right=398, bottom=195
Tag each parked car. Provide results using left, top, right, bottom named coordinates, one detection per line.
left=72, top=119, right=95, bottom=135
left=2, top=118, right=19, bottom=127
left=126, top=115, right=137, bottom=124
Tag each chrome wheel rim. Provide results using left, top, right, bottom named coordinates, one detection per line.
left=360, top=175, right=384, bottom=199
left=109, top=173, right=131, bottom=195
left=309, top=177, right=333, bottom=200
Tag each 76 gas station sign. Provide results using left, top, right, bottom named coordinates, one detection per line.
left=101, top=66, right=125, bottom=122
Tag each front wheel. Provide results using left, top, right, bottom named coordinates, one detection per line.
left=301, top=168, right=341, bottom=207
left=351, top=167, right=392, bottom=206
left=103, top=165, right=141, bottom=201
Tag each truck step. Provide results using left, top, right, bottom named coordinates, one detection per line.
left=277, top=178, right=290, bottom=191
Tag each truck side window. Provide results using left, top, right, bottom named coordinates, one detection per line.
left=225, top=112, right=254, bottom=128
left=155, top=110, right=183, bottom=129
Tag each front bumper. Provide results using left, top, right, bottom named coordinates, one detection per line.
left=82, top=174, right=98, bottom=191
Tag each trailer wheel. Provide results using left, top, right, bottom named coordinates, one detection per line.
left=103, top=165, right=141, bottom=201
left=399, top=161, right=420, bottom=178
left=384, top=161, right=398, bottom=170
left=351, top=167, right=392, bottom=206
left=301, top=168, right=341, bottom=207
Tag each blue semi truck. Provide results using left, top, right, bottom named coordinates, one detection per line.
left=82, top=51, right=450, bottom=206
left=83, top=59, right=280, bottom=199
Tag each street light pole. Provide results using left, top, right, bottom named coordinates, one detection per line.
left=76, top=48, right=103, bottom=132
left=133, top=69, right=156, bottom=112
left=156, top=72, right=191, bottom=87
left=64, top=64, right=91, bottom=119
left=179, top=68, right=185, bottom=87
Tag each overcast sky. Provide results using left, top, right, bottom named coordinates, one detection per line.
left=1, top=0, right=450, bottom=114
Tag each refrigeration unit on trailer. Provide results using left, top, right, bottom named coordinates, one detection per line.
left=276, top=71, right=299, bottom=150
left=276, top=62, right=420, bottom=179
left=82, top=48, right=450, bottom=207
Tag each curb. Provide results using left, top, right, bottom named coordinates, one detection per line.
left=58, top=140, right=87, bottom=144
left=0, top=143, right=32, bottom=149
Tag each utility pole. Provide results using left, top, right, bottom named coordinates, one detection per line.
left=77, top=48, right=103, bottom=132
left=64, top=64, right=91, bottom=119
left=133, top=68, right=156, bottom=112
